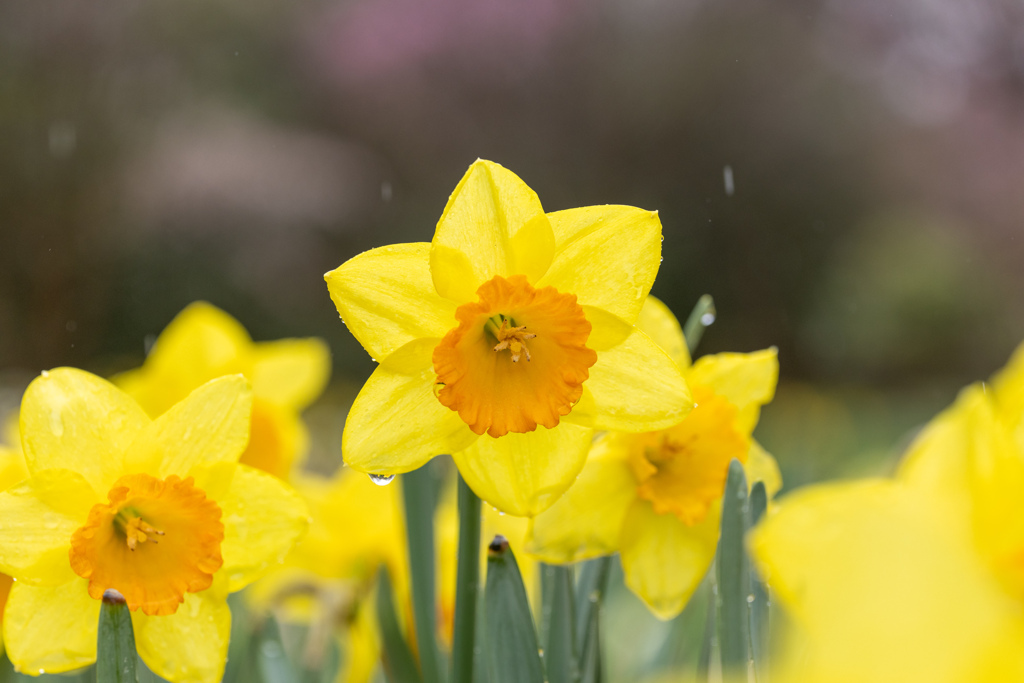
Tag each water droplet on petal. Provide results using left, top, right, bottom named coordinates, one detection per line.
left=40, top=370, right=50, bottom=378
left=369, top=474, right=395, bottom=486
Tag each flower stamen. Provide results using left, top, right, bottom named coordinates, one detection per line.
left=114, top=510, right=166, bottom=551
left=490, top=317, right=537, bottom=363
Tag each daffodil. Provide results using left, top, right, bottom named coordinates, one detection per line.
left=247, top=466, right=407, bottom=683
left=0, top=415, right=28, bottom=655
left=0, top=368, right=308, bottom=682
left=749, top=341, right=1024, bottom=683
left=115, top=301, right=331, bottom=479
left=325, top=160, right=691, bottom=515
left=526, top=296, right=780, bottom=618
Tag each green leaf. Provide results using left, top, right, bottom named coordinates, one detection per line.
left=683, top=295, right=716, bottom=356
left=96, top=590, right=138, bottom=683
left=574, top=557, right=610, bottom=683
left=376, top=567, right=425, bottom=683
left=484, top=536, right=544, bottom=683
left=748, top=481, right=770, bottom=682
left=255, top=616, right=297, bottom=683
left=450, top=474, right=482, bottom=683
left=696, top=569, right=718, bottom=683
left=540, top=564, right=578, bottom=683
left=402, top=463, right=446, bottom=683
left=717, top=460, right=751, bottom=674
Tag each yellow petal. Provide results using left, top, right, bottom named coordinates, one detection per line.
left=217, top=464, right=310, bottom=592
left=526, top=433, right=637, bottom=563
left=430, top=160, right=554, bottom=303
left=900, top=385, right=1024, bottom=592
left=0, top=470, right=97, bottom=585
left=565, top=323, right=691, bottom=432
left=117, top=302, right=252, bottom=417
left=325, top=243, right=457, bottom=362
left=341, top=593, right=381, bottom=683
left=452, top=422, right=593, bottom=516
left=20, top=367, right=149, bottom=492
left=126, top=375, right=253, bottom=478
left=686, top=349, right=778, bottom=432
left=635, top=295, right=690, bottom=369
left=898, top=384, right=991, bottom=504
left=0, top=444, right=28, bottom=493
left=4, top=578, right=99, bottom=675
left=749, top=480, right=1023, bottom=683
left=538, top=206, right=662, bottom=325
left=992, top=338, right=1024, bottom=445
left=619, top=498, right=719, bottom=620
left=343, top=338, right=479, bottom=475
left=239, top=398, right=307, bottom=479
left=250, top=337, right=331, bottom=410
left=746, top=440, right=782, bottom=497
left=134, top=585, right=231, bottom=683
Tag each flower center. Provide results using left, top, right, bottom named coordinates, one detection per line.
left=432, top=274, right=597, bottom=438
left=628, top=387, right=750, bottom=525
left=69, top=473, right=224, bottom=616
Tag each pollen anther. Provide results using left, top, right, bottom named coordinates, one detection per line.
left=491, top=317, right=536, bottom=362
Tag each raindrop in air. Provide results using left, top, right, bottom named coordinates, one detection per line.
left=369, top=474, right=396, bottom=486
left=723, top=165, right=735, bottom=196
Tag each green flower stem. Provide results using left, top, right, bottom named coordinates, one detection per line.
left=748, top=481, right=770, bottom=682
left=717, top=460, right=751, bottom=675
left=402, top=464, right=445, bottom=683
left=683, top=295, right=716, bottom=356
left=450, top=474, right=482, bottom=683
left=484, top=536, right=544, bottom=683
left=539, top=563, right=578, bottom=683
left=96, top=590, right=138, bottom=683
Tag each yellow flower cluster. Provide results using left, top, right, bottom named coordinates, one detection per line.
left=751, top=342, right=1024, bottom=683
left=0, top=158, right=789, bottom=683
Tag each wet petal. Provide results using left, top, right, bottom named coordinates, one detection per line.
left=250, top=337, right=331, bottom=410
left=343, top=338, right=479, bottom=475
left=635, top=295, right=690, bottom=369
left=526, top=433, right=636, bottom=562
left=218, top=464, right=309, bottom=592
left=687, top=349, right=778, bottom=432
left=4, top=578, right=99, bottom=675
left=430, top=160, right=554, bottom=303
left=134, top=585, right=231, bottom=683
left=20, top=368, right=149, bottom=492
left=619, top=499, right=719, bottom=620
left=538, top=206, right=662, bottom=325
left=565, top=323, right=691, bottom=432
left=452, top=422, right=593, bottom=516
left=0, top=469, right=97, bottom=585
left=126, top=376, right=252, bottom=478
left=325, top=243, right=457, bottom=361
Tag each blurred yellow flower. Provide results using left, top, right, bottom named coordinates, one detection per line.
left=248, top=466, right=407, bottom=683
left=750, top=341, right=1024, bottom=683
left=527, top=296, right=780, bottom=618
left=0, top=416, right=28, bottom=655
left=115, top=302, right=331, bottom=479
left=325, top=159, right=691, bottom=515
left=0, top=369, right=308, bottom=683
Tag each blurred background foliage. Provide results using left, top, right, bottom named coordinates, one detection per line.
left=3, top=0, right=1024, bottom=488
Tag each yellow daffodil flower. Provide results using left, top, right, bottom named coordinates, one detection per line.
left=750, top=341, right=1024, bottom=683
left=0, top=368, right=308, bottom=682
left=115, top=302, right=331, bottom=479
left=526, top=296, right=780, bottom=618
left=248, top=466, right=407, bottom=683
left=325, top=160, right=691, bottom=515
left=0, top=416, right=28, bottom=655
